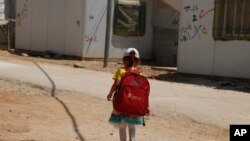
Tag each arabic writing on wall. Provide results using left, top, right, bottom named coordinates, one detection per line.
left=17, top=0, right=29, bottom=26
left=180, top=3, right=214, bottom=42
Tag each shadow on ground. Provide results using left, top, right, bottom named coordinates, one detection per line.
left=151, top=72, right=250, bottom=93
left=34, top=62, right=85, bottom=141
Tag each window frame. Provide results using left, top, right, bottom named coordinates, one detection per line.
left=113, top=0, right=146, bottom=37
left=213, top=0, right=250, bottom=40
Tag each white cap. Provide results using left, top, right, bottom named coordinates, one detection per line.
left=123, top=48, right=140, bottom=58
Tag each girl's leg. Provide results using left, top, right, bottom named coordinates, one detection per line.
left=119, top=122, right=127, bottom=141
left=128, top=124, right=136, bottom=141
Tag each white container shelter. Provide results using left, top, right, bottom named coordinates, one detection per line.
left=15, top=0, right=153, bottom=59
left=178, top=0, right=250, bottom=79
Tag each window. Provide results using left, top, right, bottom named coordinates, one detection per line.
left=213, top=0, right=250, bottom=40
left=113, top=0, right=146, bottom=36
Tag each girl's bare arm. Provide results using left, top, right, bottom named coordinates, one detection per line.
left=107, top=80, right=120, bottom=101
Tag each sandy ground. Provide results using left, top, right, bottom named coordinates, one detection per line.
left=0, top=50, right=248, bottom=141
left=0, top=50, right=168, bottom=78
left=0, top=78, right=229, bottom=141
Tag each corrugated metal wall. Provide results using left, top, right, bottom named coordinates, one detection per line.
left=0, top=0, right=5, bottom=20
left=15, top=0, right=84, bottom=57
left=153, top=27, right=178, bottom=67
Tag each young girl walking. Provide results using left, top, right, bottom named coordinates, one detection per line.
left=107, top=48, right=148, bottom=141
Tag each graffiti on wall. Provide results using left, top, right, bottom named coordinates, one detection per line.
left=16, top=0, right=29, bottom=26
left=180, top=3, right=214, bottom=42
left=84, top=34, right=98, bottom=43
left=171, top=18, right=179, bottom=28
left=199, top=8, right=215, bottom=19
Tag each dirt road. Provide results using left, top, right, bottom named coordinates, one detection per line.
left=0, top=77, right=230, bottom=141
left=0, top=50, right=250, bottom=141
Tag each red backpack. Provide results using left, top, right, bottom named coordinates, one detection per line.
left=113, top=69, right=150, bottom=116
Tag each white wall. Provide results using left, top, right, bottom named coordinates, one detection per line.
left=47, top=0, right=65, bottom=54
left=214, top=41, right=250, bottom=78
left=16, top=0, right=84, bottom=57
left=82, top=0, right=107, bottom=58
left=178, top=0, right=250, bottom=79
left=16, top=0, right=32, bottom=51
left=31, top=0, right=48, bottom=52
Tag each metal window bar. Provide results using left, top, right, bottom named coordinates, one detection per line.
left=222, top=0, right=228, bottom=36
left=216, top=0, right=250, bottom=40
left=224, top=0, right=236, bottom=37
left=240, top=0, right=245, bottom=35
left=113, top=1, right=145, bottom=36
left=244, top=0, right=250, bottom=37
left=238, top=0, right=250, bottom=37
left=232, top=0, right=237, bottom=35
